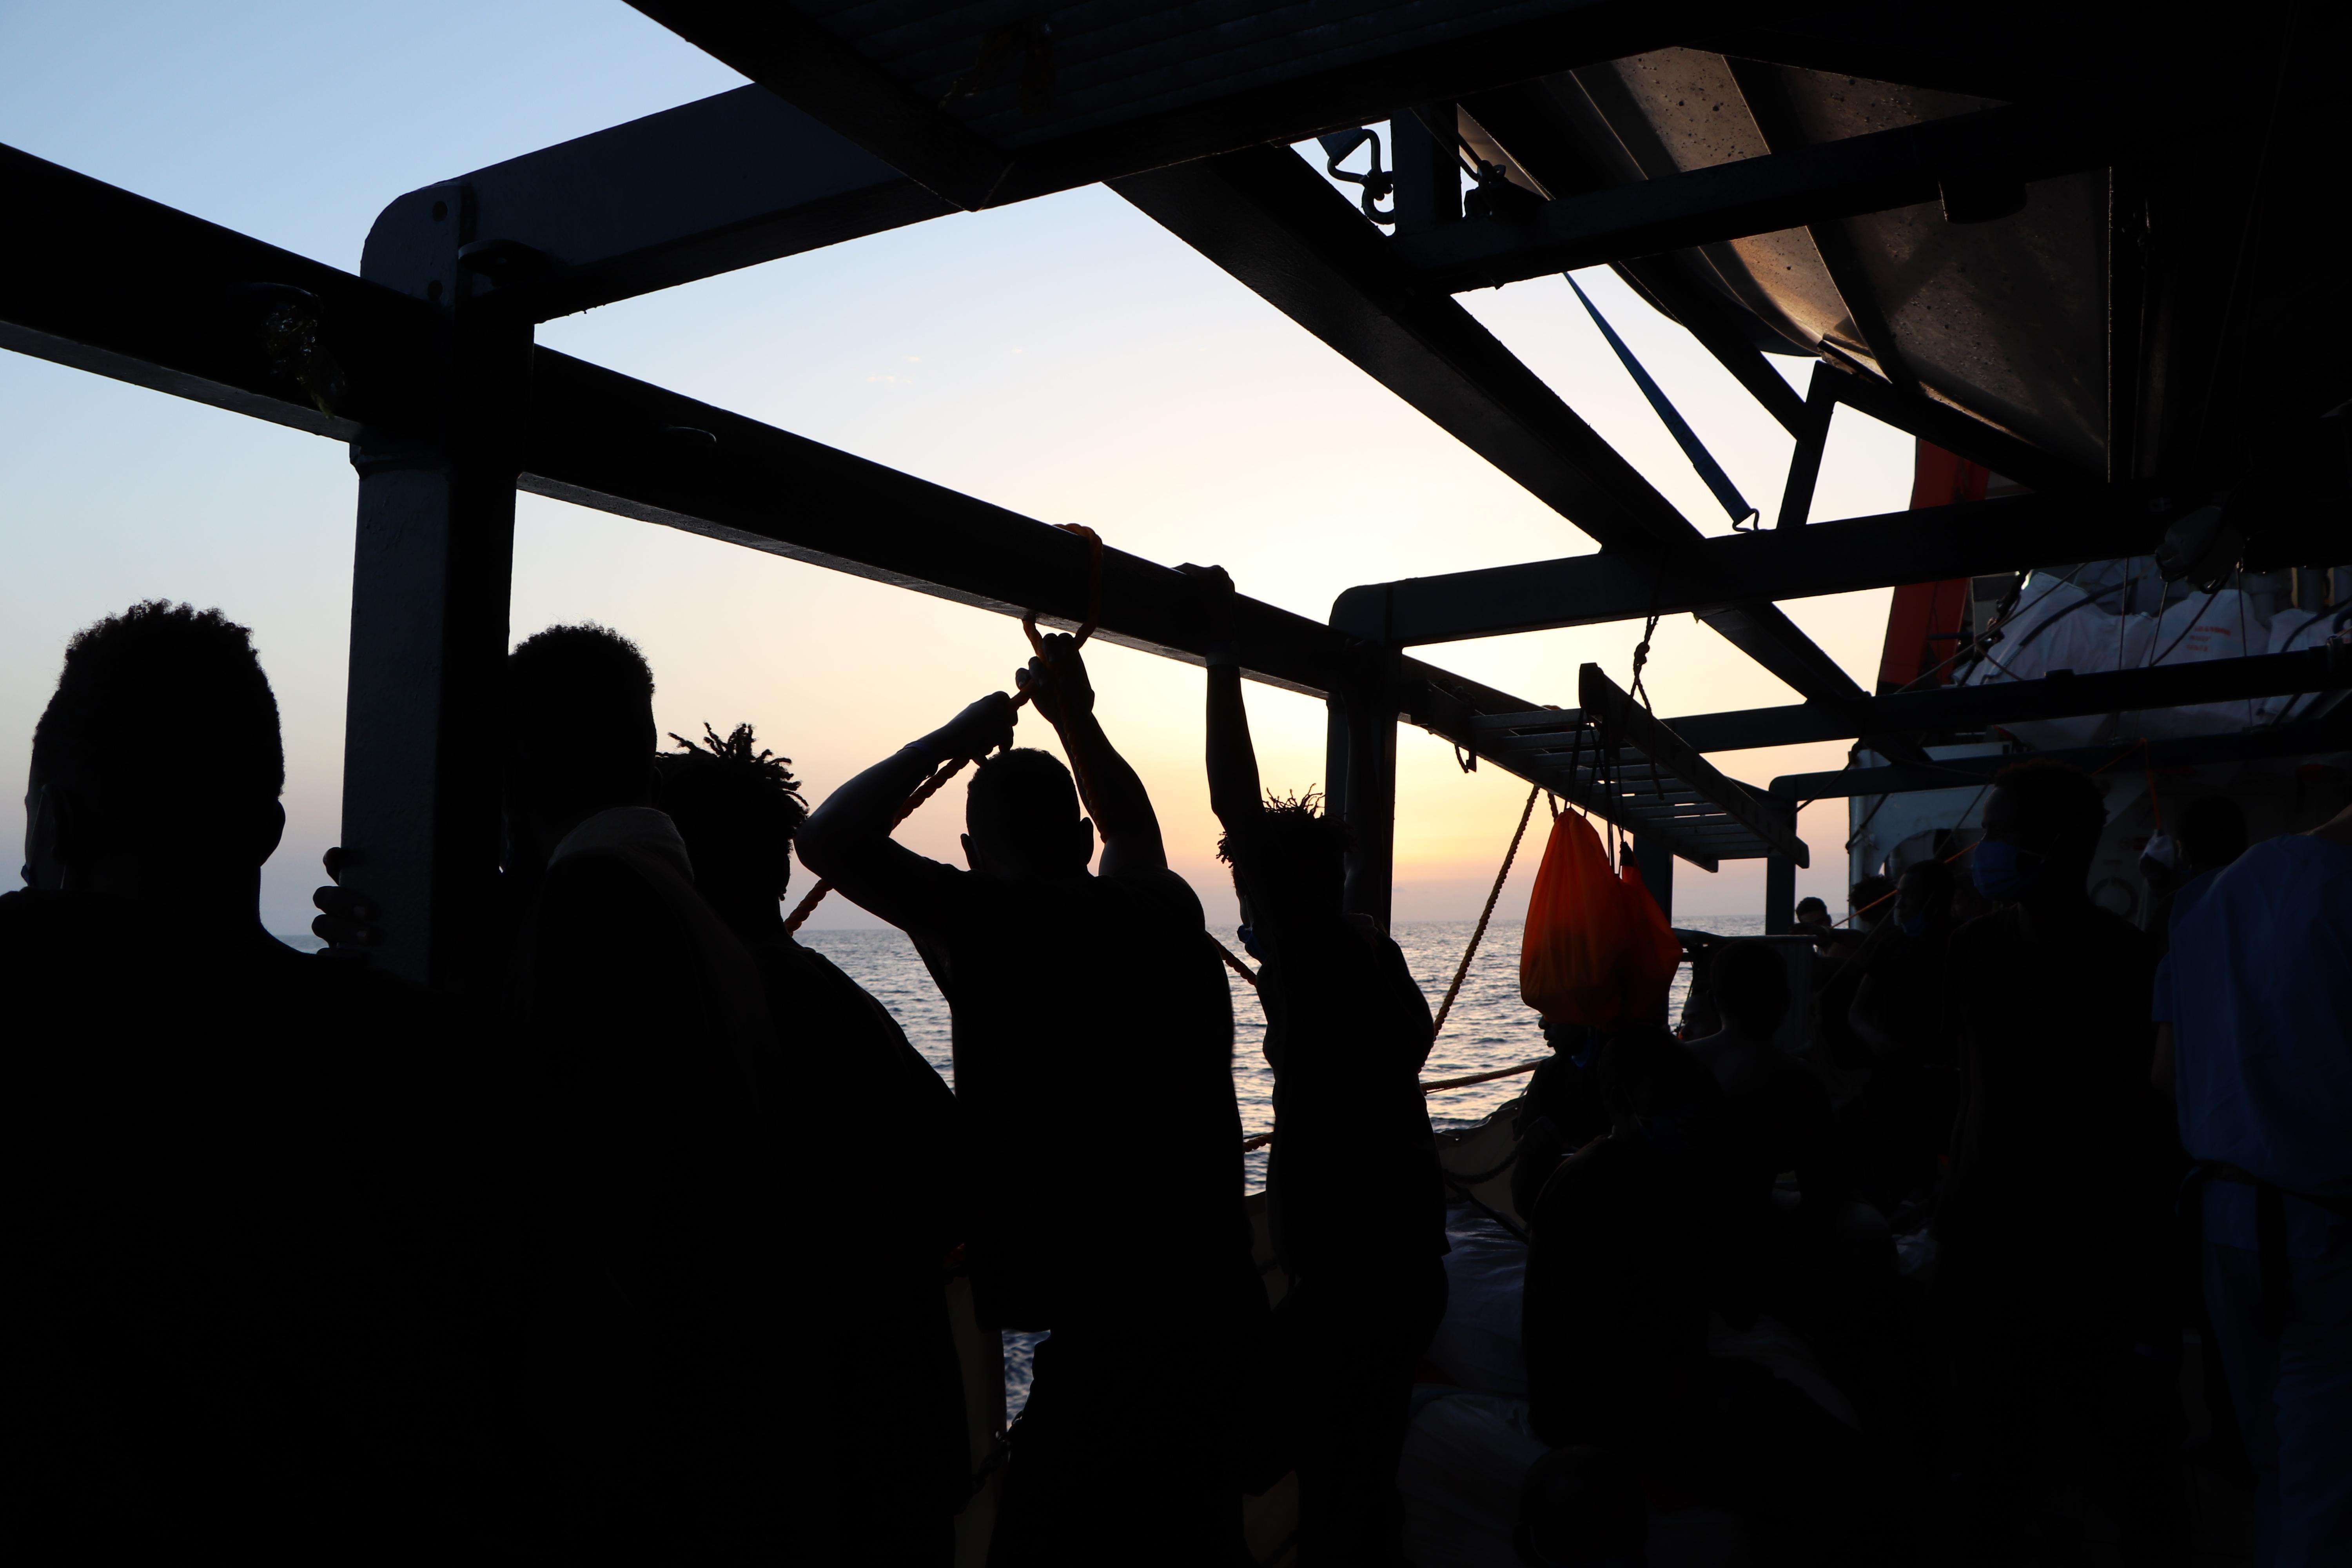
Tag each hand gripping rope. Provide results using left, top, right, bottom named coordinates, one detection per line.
left=782, top=525, right=1104, bottom=935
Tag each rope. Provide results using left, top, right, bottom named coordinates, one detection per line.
left=1421, top=1058, right=1546, bottom=1094
left=1209, top=934, right=1258, bottom=986
left=1432, top=782, right=1542, bottom=1035
left=1242, top=1053, right=1552, bottom=1152
left=784, top=524, right=1104, bottom=935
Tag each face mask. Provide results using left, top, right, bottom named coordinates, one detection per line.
left=1971, top=838, right=2046, bottom=902
left=1899, top=909, right=1932, bottom=940
left=1236, top=923, right=1265, bottom=961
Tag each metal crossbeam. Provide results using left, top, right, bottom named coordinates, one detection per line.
left=1390, top=102, right=2108, bottom=294
left=1331, top=486, right=2170, bottom=646
left=1579, top=665, right=1807, bottom=864
left=0, top=141, right=436, bottom=441
left=1771, top=715, right=2352, bottom=799
left=1670, top=646, right=2352, bottom=753
left=435, top=87, right=949, bottom=320
left=1110, top=144, right=1877, bottom=726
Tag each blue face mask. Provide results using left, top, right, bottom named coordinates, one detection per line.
left=1236, top=923, right=1265, bottom=961
left=1898, top=909, right=1932, bottom=940
left=1971, top=838, right=2046, bottom=902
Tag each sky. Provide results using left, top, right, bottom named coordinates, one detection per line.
left=0, top=1, right=1915, bottom=936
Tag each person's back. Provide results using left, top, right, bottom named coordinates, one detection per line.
left=799, top=636, right=1256, bottom=1565
left=497, top=626, right=790, bottom=1551
left=1938, top=761, right=2184, bottom=1563
left=657, top=723, right=969, bottom=1564
left=1524, top=1027, right=1728, bottom=1453
left=1229, top=806, right=1443, bottom=1287
left=2, top=603, right=523, bottom=1553
left=2158, top=815, right=2352, bottom=1565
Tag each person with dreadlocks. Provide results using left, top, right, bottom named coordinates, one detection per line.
left=797, top=630, right=1261, bottom=1568
left=3, top=602, right=528, bottom=1551
left=1181, top=563, right=1446, bottom=1567
left=654, top=722, right=967, bottom=1567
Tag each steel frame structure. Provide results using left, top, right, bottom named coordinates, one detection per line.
left=5, top=3, right=2341, bottom=984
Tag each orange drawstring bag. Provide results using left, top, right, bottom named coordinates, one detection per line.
left=1520, top=808, right=1682, bottom=1029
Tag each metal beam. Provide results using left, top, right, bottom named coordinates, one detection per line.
left=1111, top=143, right=1877, bottom=723
left=1114, top=143, right=1702, bottom=557
left=1772, top=716, right=2352, bottom=799
left=1670, top=645, right=2352, bottom=752
left=1332, top=485, right=2170, bottom=647
left=1581, top=665, right=1808, bottom=865
left=1390, top=102, right=2107, bottom=294
left=624, top=0, right=1831, bottom=211
left=339, top=187, right=530, bottom=991
left=0, top=141, right=437, bottom=441
left=438, top=87, right=950, bottom=320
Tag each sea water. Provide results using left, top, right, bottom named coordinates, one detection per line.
left=800, top=914, right=1765, bottom=1416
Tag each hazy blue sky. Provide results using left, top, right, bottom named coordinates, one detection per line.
left=2, top=2, right=1913, bottom=933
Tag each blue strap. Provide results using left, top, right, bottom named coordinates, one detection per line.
left=1566, top=274, right=1758, bottom=528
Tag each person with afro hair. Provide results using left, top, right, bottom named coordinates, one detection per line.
left=6, top=602, right=524, bottom=1551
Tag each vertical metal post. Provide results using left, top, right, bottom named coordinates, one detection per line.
left=1391, top=109, right=1460, bottom=234
left=1764, top=855, right=1796, bottom=935
left=1633, top=836, right=1674, bottom=923
left=1762, top=792, right=1800, bottom=934
left=1774, top=363, right=1838, bottom=528
left=339, top=184, right=530, bottom=989
left=1325, top=662, right=1399, bottom=931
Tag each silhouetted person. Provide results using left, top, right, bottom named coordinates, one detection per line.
left=1184, top=562, right=1445, bottom=1566
left=1794, top=895, right=1834, bottom=942
left=1845, top=859, right=1961, bottom=1212
left=1524, top=1026, right=1727, bottom=1457
left=1688, top=939, right=1836, bottom=1216
left=1525, top=1029, right=1887, bottom=1566
left=498, top=625, right=794, bottom=1553
left=2, top=602, right=521, bottom=1552
left=2155, top=799, right=2352, bottom=1566
left=1512, top=1018, right=1612, bottom=1222
left=656, top=723, right=968, bottom=1566
left=1940, top=760, right=2185, bottom=1563
left=798, top=635, right=1258, bottom=1567
left=2161, top=794, right=2250, bottom=940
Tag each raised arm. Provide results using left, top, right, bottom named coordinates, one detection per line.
left=1177, top=563, right=1262, bottom=831
left=797, top=691, right=1016, bottom=929
left=1018, top=633, right=1164, bottom=876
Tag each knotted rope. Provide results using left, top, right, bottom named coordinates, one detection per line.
left=782, top=524, right=1104, bottom=934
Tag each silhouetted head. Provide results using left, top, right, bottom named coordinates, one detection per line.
left=1977, top=761, right=2105, bottom=906
left=655, top=723, right=806, bottom=934
left=1894, top=856, right=1955, bottom=937
left=24, top=601, right=284, bottom=909
left=1218, top=789, right=1348, bottom=921
left=1847, top=874, right=1895, bottom=931
left=1708, top=938, right=1789, bottom=1041
left=2180, top=795, right=2248, bottom=873
left=1793, top=895, right=1831, bottom=932
left=963, top=748, right=1091, bottom=879
left=1597, top=1025, right=1719, bottom=1143
left=503, top=624, right=655, bottom=868
left=1516, top=1445, right=1646, bottom=1568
